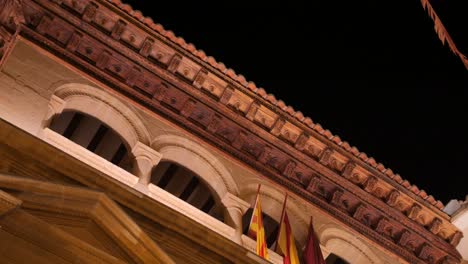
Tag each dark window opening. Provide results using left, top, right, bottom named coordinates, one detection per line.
left=326, top=254, right=349, bottom=264
left=49, top=111, right=132, bottom=172
left=151, top=161, right=223, bottom=221
left=242, top=208, right=280, bottom=249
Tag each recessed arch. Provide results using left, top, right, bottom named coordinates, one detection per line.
left=49, top=111, right=133, bottom=172
left=151, top=161, right=223, bottom=221
left=52, top=83, right=151, bottom=149
left=151, top=134, right=239, bottom=201
left=319, top=226, right=383, bottom=264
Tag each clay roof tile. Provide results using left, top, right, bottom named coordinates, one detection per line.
left=277, top=100, right=286, bottom=109
left=266, top=94, right=277, bottom=104
left=402, top=180, right=411, bottom=188
left=294, top=111, right=305, bottom=121
left=186, top=43, right=197, bottom=52
left=195, top=50, right=207, bottom=60
left=151, top=23, right=164, bottom=33
left=285, top=106, right=295, bottom=115
left=435, top=201, right=444, bottom=210
left=236, top=74, right=248, bottom=86
left=367, top=157, right=377, bottom=167
left=323, top=129, right=333, bottom=139
left=427, top=195, right=436, bottom=204
left=175, top=37, right=186, bottom=46
left=350, top=146, right=359, bottom=155
left=133, top=10, right=144, bottom=20
left=303, top=117, right=314, bottom=127
left=216, top=62, right=227, bottom=72
left=410, top=185, right=420, bottom=194
left=419, top=190, right=428, bottom=199
left=164, top=30, right=176, bottom=41
left=204, top=56, right=215, bottom=65
left=358, top=152, right=368, bottom=161
left=225, top=68, right=236, bottom=78
left=247, top=81, right=257, bottom=91
left=142, top=17, right=153, bottom=25
left=121, top=4, right=132, bottom=13
left=376, top=163, right=386, bottom=172
left=341, top=141, right=351, bottom=151
left=394, top=174, right=403, bottom=183
left=257, top=88, right=267, bottom=97
left=314, top=123, right=324, bottom=133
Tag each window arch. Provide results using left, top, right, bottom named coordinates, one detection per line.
left=319, top=226, right=384, bottom=264
left=151, top=161, right=223, bottom=221
left=50, top=83, right=151, bottom=150
left=151, top=135, right=239, bottom=201
left=49, top=111, right=132, bottom=171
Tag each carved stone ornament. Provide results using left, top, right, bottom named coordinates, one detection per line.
left=386, top=189, right=400, bottom=207
left=407, top=204, right=422, bottom=220
left=0, top=0, right=25, bottom=28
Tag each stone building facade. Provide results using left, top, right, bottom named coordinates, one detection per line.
left=0, top=0, right=464, bottom=263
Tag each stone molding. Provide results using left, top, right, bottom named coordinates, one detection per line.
left=54, top=83, right=151, bottom=147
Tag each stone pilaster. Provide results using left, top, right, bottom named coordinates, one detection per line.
left=221, top=192, right=250, bottom=245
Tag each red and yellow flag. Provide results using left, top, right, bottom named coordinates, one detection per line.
left=248, top=185, right=269, bottom=260
left=276, top=195, right=300, bottom=264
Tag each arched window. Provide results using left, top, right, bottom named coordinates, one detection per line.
left=151, top=161, right=223, bottom=221
left=49, top=111, right=132, bottom=171
left=326, top=254, right=349, bottom=264
left=242, top=208, right=279, bottom=249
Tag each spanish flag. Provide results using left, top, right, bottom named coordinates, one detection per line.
left=248, top=185, right=269, bottom=260
left=275, top=195, right=300, bottom=264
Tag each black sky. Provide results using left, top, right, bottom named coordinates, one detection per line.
left=122, top=0, right=468, bottom=204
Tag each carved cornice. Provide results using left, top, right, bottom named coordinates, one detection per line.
left=10, top=0, right=461, bottom=263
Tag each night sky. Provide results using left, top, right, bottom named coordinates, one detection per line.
left=122, top=0, right=468, bottom=204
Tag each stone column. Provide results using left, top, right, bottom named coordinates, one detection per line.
left=222, top=192, right=250, bottom=245
left=131, top=142, right=163, bottom=192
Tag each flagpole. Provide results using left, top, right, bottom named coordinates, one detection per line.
left=274, top=192, right=288, bottom=252
left=248, top=184, right=262, bottom=235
